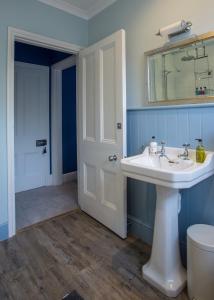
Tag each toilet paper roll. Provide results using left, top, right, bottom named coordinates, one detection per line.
left=157, top=20, right=187, bottom=37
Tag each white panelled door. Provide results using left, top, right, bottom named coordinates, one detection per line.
left=78, top=30, right=127, bottom=238
left=15, top=62, right=50, bottom=193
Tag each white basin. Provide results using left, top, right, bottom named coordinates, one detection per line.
left=121, top=147, right=214, bottom=189
left=121, top=146, right=214, bottom=297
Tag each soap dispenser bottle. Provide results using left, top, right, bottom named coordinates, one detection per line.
left=195, top=139, right=206, bottom=163
left=149, top=136, right=158, bottom=154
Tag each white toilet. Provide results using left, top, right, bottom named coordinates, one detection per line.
left=187, top=224, right=214, bottom=300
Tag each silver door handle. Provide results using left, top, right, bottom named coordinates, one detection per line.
left=108, top=154, right=117, bottom=162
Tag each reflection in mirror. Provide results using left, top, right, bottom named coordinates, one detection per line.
left=147, top=35, right=214, bottom=103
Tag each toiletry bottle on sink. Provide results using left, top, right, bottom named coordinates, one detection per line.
left=195, top=138, right=206, bottom=163
left=149, top=136, right=158, bottom=154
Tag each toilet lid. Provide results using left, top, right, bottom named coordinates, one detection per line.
left=187, top=224, right=214, bottom=252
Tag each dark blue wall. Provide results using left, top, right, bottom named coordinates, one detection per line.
left=15, top=42, right=77, bottom=175
left=15, top=42, right=70, bottom=65
left=62, top=66, right=77, bottom=174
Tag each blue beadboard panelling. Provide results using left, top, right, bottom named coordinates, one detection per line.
left=127, top=106, right=214, bottom=264
left=127, top=178, right=156, bottom=244
left=0, top=222, right=8, bottom=241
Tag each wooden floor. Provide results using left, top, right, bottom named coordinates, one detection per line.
left=0, top=210, right=188, bottom=300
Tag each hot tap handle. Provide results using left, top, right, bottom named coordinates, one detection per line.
left=182, top=143, right=190, bottom=149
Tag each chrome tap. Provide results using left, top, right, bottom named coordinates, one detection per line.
left=157, top=141, right=178, bottom=164
left=157, top=141, right=166, bottom=157
left=178, top=143, right=190, bottom=160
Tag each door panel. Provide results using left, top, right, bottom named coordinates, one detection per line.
left=101, top=42, right=116, bottom=143
left=83, top=53, right=96, bottom=142
left=83, top=163, right=97, bottom=200
left=78, top=30, right=127, bottom=238
left=15, top=62, right=50, bottom=193
left=100, top=168, right=117, bottom=210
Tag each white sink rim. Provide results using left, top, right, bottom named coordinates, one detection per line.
left=121, top=147, right=214, bottom=189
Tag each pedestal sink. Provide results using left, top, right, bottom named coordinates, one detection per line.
left=121, top=147, right=214, bottom=297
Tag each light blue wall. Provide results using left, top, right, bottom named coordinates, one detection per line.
left=2, top=0, right=214, bottom=255
left=88, top=0, right=214, bottom=263
left=0, top=0, right=88, bottom=240
left=89, top=0, right=214, bottom=108
left=127, top=105, right=214, bottom=263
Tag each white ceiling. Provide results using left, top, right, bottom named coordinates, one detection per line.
left=37, top=0, right=117, bottom=20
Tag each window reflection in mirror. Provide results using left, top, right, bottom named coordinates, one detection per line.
left=147, top=36, right=214, bottom=103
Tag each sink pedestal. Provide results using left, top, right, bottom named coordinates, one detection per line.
left=143, top=185, right=186, bottom=297
left=121, top=146, right=214, bottom=296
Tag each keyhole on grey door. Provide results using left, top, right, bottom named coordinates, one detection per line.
left=42, top=147, right=47, bottom=154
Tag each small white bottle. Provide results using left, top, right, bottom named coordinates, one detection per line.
left=149, top=136, right=158, bottom=154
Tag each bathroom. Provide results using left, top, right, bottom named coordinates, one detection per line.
left=1, top=0, right=214, bottom=299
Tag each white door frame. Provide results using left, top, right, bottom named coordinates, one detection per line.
left=7, top=27, right=82, bottom=237
left=51, top=55, right=76, bottom=185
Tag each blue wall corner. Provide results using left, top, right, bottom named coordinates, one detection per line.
left=0, top=223, right=8, bottom=241
left=62, top=66, right=77, bottom=174
left=15, top=42, right=71, bottom=65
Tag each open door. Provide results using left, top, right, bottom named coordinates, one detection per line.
left=78, top=30, right=127, bottom=238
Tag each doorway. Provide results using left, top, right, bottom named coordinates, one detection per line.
left=7, top=28, right=127, bottom=240
left=7, top=28, right=82, bottom=235
left=15, top=42, right=78, bottom=230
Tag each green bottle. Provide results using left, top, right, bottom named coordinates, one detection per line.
left=195, top=139, right=206, bottom=163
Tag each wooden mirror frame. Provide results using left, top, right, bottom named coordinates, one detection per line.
left=145, top=32, right=214, bottom=106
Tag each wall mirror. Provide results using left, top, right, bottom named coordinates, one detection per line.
left=146, top=32, right=214, bottom=104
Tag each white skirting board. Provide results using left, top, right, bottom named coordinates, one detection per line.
left=63, top=171, right=77, bottom=183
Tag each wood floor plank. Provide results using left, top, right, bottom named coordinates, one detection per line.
left=0, top=210, right=188, bottom=300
